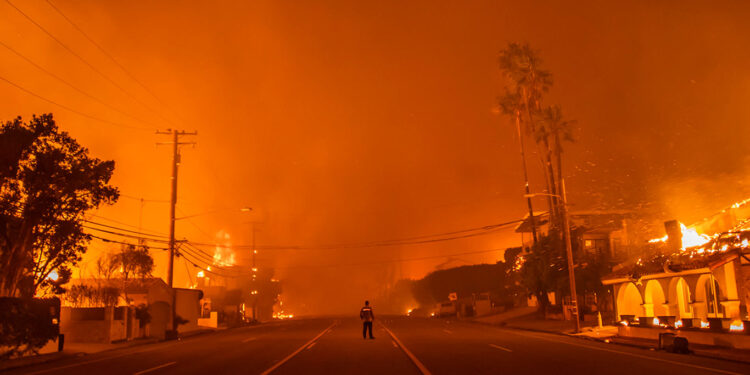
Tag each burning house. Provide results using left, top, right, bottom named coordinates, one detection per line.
left=602, top=199, right=750, bottom=345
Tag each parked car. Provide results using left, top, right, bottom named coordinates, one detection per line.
left=436, top=301, right=456, bottom=317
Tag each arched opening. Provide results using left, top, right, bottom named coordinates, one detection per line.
left=694, top=275, right=725, bottom=319
left=616, top=282, right=643, bottom=319
left=668, top=277, right=692, bottom=319
left=644, top=280, right=668, bottom=317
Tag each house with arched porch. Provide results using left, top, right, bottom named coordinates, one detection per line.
left=604, top=251, right=747, bottom=323
left=603, top=200, right=750, bottom=332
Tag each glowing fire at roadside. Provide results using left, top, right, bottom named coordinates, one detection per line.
left=729, top=320, right=744, bottom=332
left=652, top=317, right=660, bottom=326
left=700, top=321, right=710, bottom=329
left=674, top=320, right=683, bottom=329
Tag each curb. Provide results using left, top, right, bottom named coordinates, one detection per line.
left=472, top=319, right=750, bottom=366
left=0, top=328, right=220, bottom=372
left=0, top=351, right=76, bottom=372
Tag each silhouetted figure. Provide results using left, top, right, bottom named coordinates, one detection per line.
left=360, top=300, right=374, bottom=339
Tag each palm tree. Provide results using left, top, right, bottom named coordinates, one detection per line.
left=540, top=105, right=575, bottom=197
left=499, top=43, right=559, bottom=225
left=499, top=90, right=538, bottom=244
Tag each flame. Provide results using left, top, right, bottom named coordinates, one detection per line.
left=213, top=230, right=235, bottom=267
left=47, top=270, right=59, bottom=281
left=197, top=270, right=205, bottom=278
left=674, top=319, right=683, bottom=329
left=700, top=321, right=710, bottom=329
left=513, top=254, right=525, bottom=271
left=619, top=320, right=629, bottom=326
left=652, top=317, right=660, bottom=326
left=729, top=320, right=744, bottom=332
left=649, top=223, right=710, bottom=249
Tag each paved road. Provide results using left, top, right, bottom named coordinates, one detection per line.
left=7, top=317, right=750, bottom=375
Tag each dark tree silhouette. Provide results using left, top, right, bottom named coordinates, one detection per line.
left=0, top=114, right=119, bottom=297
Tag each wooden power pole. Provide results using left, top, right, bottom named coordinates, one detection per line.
left=157, top=129, right=197, bottom=288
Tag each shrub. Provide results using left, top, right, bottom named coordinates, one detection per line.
left=0, top=297, right=60, bottom=359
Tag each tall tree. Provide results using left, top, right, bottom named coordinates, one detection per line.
left=498, top=43, right=559, bottom=226
left=499, top=90, right=538, bottom=244
left=0, top=114, right=118, bottom=297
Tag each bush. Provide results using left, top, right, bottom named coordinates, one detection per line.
left=0, top=297, right=60, bottom=359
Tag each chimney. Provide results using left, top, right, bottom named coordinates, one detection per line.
left=664, top=220, right=682, bottom=252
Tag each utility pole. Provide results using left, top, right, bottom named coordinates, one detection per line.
left=525, top=180, right=579, bottom=333
left=252, top=223, right=257, bottom=321
left=156, top=129, right=197, bottom=288
left=560, top=179, right=580, bottom=333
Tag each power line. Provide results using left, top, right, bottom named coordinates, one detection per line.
left=0, top=73, right=150, bottom=130
left=179, top=251, right=240, bottom=278
left=84, top=220, right=169, bottom=239
left=86, top=213, right=168, bottom=237
left=275, top=248, right=506, bottom=270
left=119, top=193, right=170, bottom=203
left=187, top=218, right=523, bottom=251
left=88, top=234, right=169, bottom=250
left=44, top=0, right=185, bottom=124
left=0, top=39, right=159, bottom=129
left=83, top=225, right=171, bottom=243
left=4, top=0, right=177, bottom=127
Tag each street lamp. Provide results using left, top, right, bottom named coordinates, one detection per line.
left=524, top=179, right=580, bottom=333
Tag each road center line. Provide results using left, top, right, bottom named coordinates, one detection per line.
left=133, top=361, right=177, bottom=375
left=259, top=321, right=336, bottom=375
left=392, top=340, right=399, bottom=348
left=306, top=342, right=316, bottom=350
left=489, top=344, right=512, bottom=352
left=509, top=330, right=742, bottom=375
left=242, top=336, right=258, bottom=343
left=381, top=323, right=432, bottom=375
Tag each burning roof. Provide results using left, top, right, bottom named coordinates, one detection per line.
left=604, top=198, right=750, bottom=282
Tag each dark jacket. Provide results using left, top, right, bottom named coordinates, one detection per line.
left=360, top=306, right=374, bottom=322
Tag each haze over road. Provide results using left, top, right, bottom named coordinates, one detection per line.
left=7, top=317, right=750, bottom=375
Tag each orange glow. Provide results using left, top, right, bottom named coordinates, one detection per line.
left=648, top=222, right=710, bottom=249
left=213, top=230, right=235, bottom=267
left=729, top=320, right=744, bottom=332
left=652, top=317, right=660, bottom=326
left=700, top=321, right=710, bottom=329
left=46, top=270, right=59, bottom=282
left=674, top=320, right=683, bottom=329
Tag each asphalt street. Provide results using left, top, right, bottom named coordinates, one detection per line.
left=6, top=317, right=750, bottom=375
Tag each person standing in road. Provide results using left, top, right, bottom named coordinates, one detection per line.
left=360, top=300, right=375, bottom=339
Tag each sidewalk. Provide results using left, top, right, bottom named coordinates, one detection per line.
left=0, top=328, right=217, bottom=372
left=477, top=313, right=750, bottom=365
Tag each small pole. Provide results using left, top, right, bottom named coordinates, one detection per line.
left=561, top=179, right=581, bottom=333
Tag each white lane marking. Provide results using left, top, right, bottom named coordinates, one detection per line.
left=306, top=342, right=316, bottom=350
left=489, top=344, right=512, bottom=352
left=508, top=330, right=742, bottom=375
left=381, top=324, right=432, bottom=375
left=133, top=361, right=177, bottom=375
left=442, top=329, right=453, bottom=334
left=392, top=340, right=399, bottom=348
left=242, top=336, right=258, bottom=343
left=259, top=322, right=336, bottom=375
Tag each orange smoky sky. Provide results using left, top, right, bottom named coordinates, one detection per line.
left=1, top=0, right=750, bottom=314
